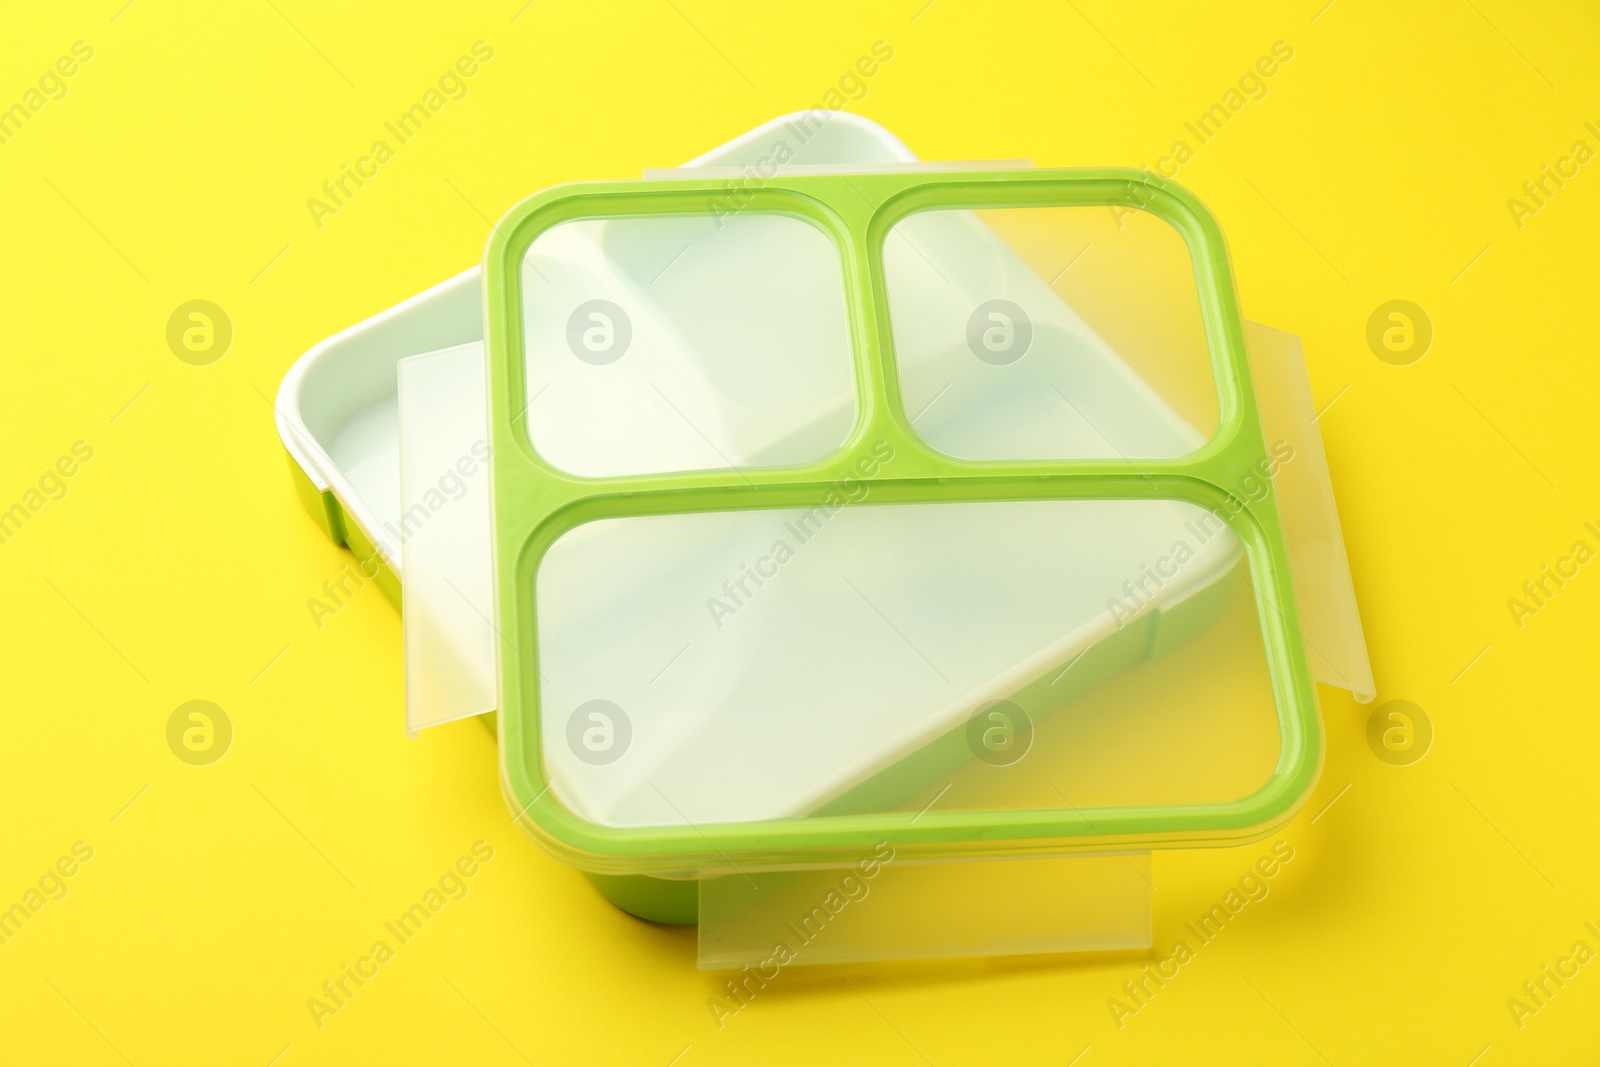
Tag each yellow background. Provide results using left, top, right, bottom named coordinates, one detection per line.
left=3, top=0, right=1598, bottom=1062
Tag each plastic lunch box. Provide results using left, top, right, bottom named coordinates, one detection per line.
left=276, top=113, right=1374, bottom=966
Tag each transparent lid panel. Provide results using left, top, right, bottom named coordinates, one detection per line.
left=884, top=205, right=1219, bottom=460
left=519, top=214, right=857, bottom=478
left=398, top=343, right=498, bottom=734
left=535, top=499, right=1281, bottom=830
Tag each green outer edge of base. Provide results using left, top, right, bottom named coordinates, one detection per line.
left=287, top=450, right=348, bottom=546
left=485, top=167, right=1324, bottom=877
left=285, top=450, right=406, bottom=607
left=584, top=871, right=698, bottom=926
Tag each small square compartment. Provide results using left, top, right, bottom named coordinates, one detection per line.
left=882, top=204, right=1219, bottom=462
left=518, top=213, right=858, bottom=478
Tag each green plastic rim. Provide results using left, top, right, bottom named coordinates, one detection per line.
left=485, top=167, right=1323, bottom=877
